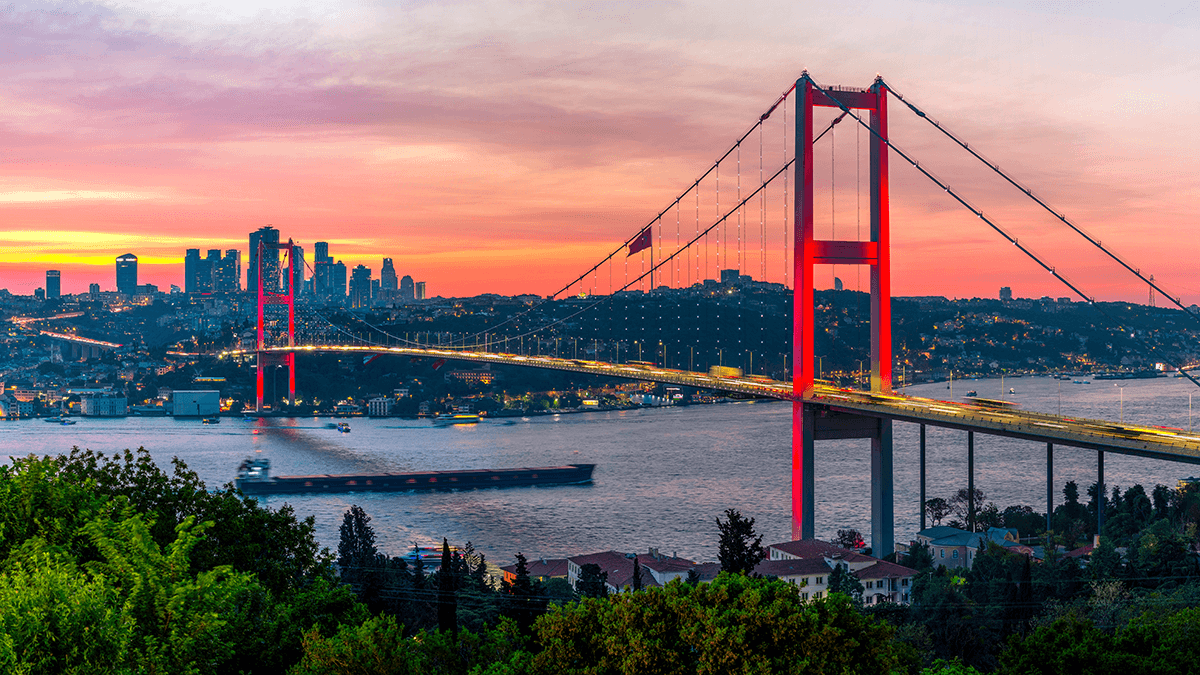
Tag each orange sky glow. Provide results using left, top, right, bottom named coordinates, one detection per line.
left=2, top=1, right=1198, bottom=304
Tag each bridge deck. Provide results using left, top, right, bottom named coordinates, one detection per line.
left=227, top=345, right=1200, bottom=465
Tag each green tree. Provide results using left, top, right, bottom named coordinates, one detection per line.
left=529, top=574, right=908, bottom=675
left=716, top=508, right=765, bottom=575
left=828, top=563, right=864, bottom=602
left=576, top=563, right=609, bottom=599
left=925, top=498, right=952, bottom=527
left=906, top=541, right=935, bottom=571
left=437, top=538, right=458, bottom=635
left=631, top=556, right=644, bottom=592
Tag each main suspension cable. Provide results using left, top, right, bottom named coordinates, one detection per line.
left=806, top=76, right=1200, bottom=389
left=882, top=77, right=1200, bottom=328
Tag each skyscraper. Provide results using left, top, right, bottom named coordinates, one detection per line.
left=89, top=283, right=99, bottom=296
left=291, top=246, right=305, bottom=297
left=314, top=241, right=330, bottom=264
left=115, top=254, right=138, bottom=295
left=349, top=265, right=371, bottom=308
left=414, top=281, right=426, bottom=300
left=45, top=270, right=61, bottom=299
left=332, top=261, right=348, bottom=303
left=248, top=226, right=280, bottom=293
left=400, top=275, right=414, bottom=301
left=381, top=258, right=397, bottom=291
left=184, top=249, right=202, bottom=293
left=213, top=250, right=241, bottom=292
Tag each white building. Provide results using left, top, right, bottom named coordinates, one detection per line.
left=81, top=394, right=128, bottom=417
left=368, top=397, right=394, bottom=417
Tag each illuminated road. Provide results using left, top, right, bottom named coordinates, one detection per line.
left=223, top=344, right=1200, bottom=465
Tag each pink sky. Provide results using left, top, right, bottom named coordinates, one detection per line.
left=1, top=1, right=1198, bottom=304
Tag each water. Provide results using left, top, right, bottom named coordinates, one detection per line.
left=3, top=375, right=1197, bottom=562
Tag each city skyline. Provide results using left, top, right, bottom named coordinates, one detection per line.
left=1, top=2, right=1197, bottom=303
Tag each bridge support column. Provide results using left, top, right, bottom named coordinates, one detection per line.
left=871, top=419, right=894, bottom=556
left=1097, top=450, right=1105, bottom=536
left=919, top=424, right=927, bottom=532
left=792, top=402, right=815, bottom=540
left=1046, top=443, right=1054, bottom=533
left=967, top=431, right=975, bottom=532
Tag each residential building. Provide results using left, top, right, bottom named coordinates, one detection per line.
left=115, top=253, right=138, bottom=295
left=765, top=539, right=917, bottom=605
left=80, top=393, right=128, bottom=417
left=500, top=557, right=569, bottom=584
left=902, top=526, right=1030, bottom=569
left=566, top=551, right=694, bottom=594
left=368, top=397, right=394, bottom=417
left=414, top=281, right=426, bottom=300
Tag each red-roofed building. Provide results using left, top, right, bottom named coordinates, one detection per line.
left=567, top=549, right=699, bottom=594
left=500, top=557, right=569, bottom=584
left=856, top=560, right=918, bottom=605
left=753, top=558, right=837, bottom=601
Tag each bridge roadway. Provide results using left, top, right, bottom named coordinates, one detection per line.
left=224, top=345, right=1200, bottom=465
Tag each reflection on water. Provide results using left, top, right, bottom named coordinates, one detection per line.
left=3, top=376, right=1197, bottom=562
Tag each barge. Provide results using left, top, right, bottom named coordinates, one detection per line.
left=234, top=457, right=594, bottom=495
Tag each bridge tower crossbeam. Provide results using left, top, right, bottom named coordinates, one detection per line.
left=793, top=74, right=894, bottom=555
left=256, top=238, right=297, bottom=412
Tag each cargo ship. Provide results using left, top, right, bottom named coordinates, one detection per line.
left=234, top=457, right=595, bottom=495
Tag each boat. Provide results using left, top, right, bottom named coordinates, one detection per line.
left=964, top=390, right=978, bottom=397
left=45, top=417, right=76, bottom=425
left=202, top=417, right=220, bottom=424
left=337, top=422, right=351, bottom=433
left=1009, top=388, right=1016, bottom=394
left=433, top=413, right=482, bottom=425
left=234, top=457, right=596, bottom=495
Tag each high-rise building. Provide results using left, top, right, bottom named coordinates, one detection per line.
left=184, top=249, right=202, bottom=293
left=1000, top=286, right=1013, bottom=301
left=400, top=275, right=414, bottom=301
left=213, top=250, right=241, bottom=293
left=332, top=261, right=348, bottom=302
left=115, top=253, right=138, bottom=295
left=45, top=270, right=61, bottom=299
left=248, top=226, right=280, bottom=293
left=314, top=241, right=330, bottom=264
left=414, top=281, right=426, bottom=300
left=381, top=258, right=397, bottom=291
left=349, top=265, right=372, bottom=308
left=291, top=246, right=305, bottom=297
left=89, top=283, right=100, bottom=296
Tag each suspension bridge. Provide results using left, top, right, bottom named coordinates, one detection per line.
left=221, top=72, right=1200, bottom=558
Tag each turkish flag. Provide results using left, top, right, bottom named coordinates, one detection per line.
left=627, top=226, right=652, bottom=256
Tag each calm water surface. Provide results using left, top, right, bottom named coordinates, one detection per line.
left=4, top=375, right=1198, bottom=562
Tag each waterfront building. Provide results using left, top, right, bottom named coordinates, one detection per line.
left=765, top=539, right=917, bottom=605
left=80, top=393, right=128, bottom=417
left=115, top=253, right=138, bottom=295
left=367, top=397, right=394, bottom=417
left=500, top=558, right=568, bottom=584
left=44, top=270, right=61, bottom=299
left=900, top=526, right=1029, bottom=570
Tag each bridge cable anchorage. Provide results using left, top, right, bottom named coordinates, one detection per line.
left=804, top=76, right=1200, bottom=391
left=881, top=77, right=1200, bottom=329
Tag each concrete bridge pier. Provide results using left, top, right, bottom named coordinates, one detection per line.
left=1047, top=443, right=1054, bottom=532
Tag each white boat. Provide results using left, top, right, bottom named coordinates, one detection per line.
left=433, top=413, right=482, bottom=425
left=337, top=422, right=351, bottom=433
